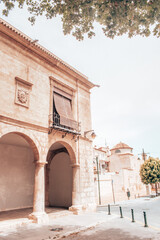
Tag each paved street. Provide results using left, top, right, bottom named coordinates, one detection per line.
left=56, top=219, right=160, bottom=240
left=0, top=197, right=160, bottom=240
left=98, top=196, right=160, bottom=230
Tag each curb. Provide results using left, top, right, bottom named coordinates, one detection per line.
left=45, top=218, right=111, bottom=240
left=0, top=218, right=32, bottom=232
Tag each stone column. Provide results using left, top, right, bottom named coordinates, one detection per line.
left=29, top=161, right=48, bottom=224
left=45, top=165, right=50, bottom=207
left=69, top=164, right=82, bottom=214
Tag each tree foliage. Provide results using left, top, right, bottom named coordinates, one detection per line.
left=1, top=0, right=160, bottom=40
left=140, top=157, right=160, bottom=185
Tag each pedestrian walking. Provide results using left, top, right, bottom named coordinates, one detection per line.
left=127, top=188, right=130, bottom=200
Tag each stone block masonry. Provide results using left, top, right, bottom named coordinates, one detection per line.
left=0, top=18, right=96, bottom=223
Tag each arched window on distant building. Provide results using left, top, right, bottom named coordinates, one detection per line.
left=115, top=149, right=121, bottom=153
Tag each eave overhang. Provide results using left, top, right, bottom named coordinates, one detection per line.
left=0, top=18, right=95, bottom=90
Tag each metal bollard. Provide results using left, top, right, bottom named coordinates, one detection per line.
left=108, top=204, right=111, bottom=215
left=119, top=206, right=123, bottom=218
left=143, top=211, right=148, bottom=227
left=131, top=209, right=135, bottom=222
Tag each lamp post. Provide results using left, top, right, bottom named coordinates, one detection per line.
left=96, top=156, right=101, bottom=205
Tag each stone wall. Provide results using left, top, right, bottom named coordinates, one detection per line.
left=0, top=142, right=35, bottom=211
left=0, top=35, right=50, bottom=127
left=0, top=32, right=93, bottom=131
left=94, top=170, right=146, bottom=204
left=78, top=138, right=96, bottom=210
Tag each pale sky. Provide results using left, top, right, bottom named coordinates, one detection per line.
left=1, top=6, right=160, bottom=158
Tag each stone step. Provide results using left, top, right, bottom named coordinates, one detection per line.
left=0, top=217, right=33, bottom=232
left=48, top=210, right=74, bottom=219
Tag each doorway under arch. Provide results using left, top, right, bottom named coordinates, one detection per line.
left=46, top=142, right=74, bottom=208
left=0, top=132, right=37, bottom=212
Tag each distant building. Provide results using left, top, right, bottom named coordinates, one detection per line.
left=109, top=142, right=139, bottom=172
left=94, top=142, right=146, bottom=204
left=93, top=146, right=110, bottom=174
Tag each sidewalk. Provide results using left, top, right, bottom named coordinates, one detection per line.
left=0, top=209, right=160, bottom=240
left=100, top=195, right=160, bottom=206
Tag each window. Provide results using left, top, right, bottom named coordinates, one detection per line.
left=53, top=90, right=78, bottom=130
left=49, top=77, right=79, bottom=133
left=115, top=149, right=121, bottom=153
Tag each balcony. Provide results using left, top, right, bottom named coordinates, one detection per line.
left=49, top=113, right=81, bottom=135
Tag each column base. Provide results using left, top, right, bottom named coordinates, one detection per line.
left=29, top=212, right=49, bottom=224
left=69, top=203, right=97, bottom=215
left=82, top=203, right=97, bottom=212
left=69, top=205, right=83, bottom=215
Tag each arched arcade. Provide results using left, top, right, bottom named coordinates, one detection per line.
left=46, top=141, right=77, bottom=209
left=0, top=131, right=39, bottom=212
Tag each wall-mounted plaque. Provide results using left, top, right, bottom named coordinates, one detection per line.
left=15, top=77, right=33, bottom=108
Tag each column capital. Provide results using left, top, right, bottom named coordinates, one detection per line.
left=70, top=163, right=80, bottom=168
left=34, top=161, right=47, bottom=167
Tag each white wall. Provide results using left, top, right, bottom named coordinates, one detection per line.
left=94, top=174, right=113, bottom=204
left=0, top=143, right=35, bottom=211
left=111, top=148, right=132, bottom=155
left=109, top=154, right=132, bottom=172
left=49, top=152, right=72, bottom=208
left=94, top=170, right=147, bottom=204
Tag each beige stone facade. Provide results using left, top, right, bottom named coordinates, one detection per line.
left=0, top=18, right=96, bottom=223
left=93, top=143, right=146, bottom=204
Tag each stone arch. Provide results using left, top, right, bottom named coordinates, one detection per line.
left=46, top=140, right=76, bottom=208
left=0, top=126, right=40, bottom=161
left=47, top=140, right=76, bottom=166
left=0, top=131, right=39, bottom=212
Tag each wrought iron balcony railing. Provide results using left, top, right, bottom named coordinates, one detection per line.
left=49, top=113, right=81, bottom=135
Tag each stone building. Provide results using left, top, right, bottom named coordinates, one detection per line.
left=94, top=142, right=146, bottom=204
left=0, top=18, right=96, bottom=223
left=109, top=142, right=136, bottom=172
left=93, top=146, right=110, bottom=174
